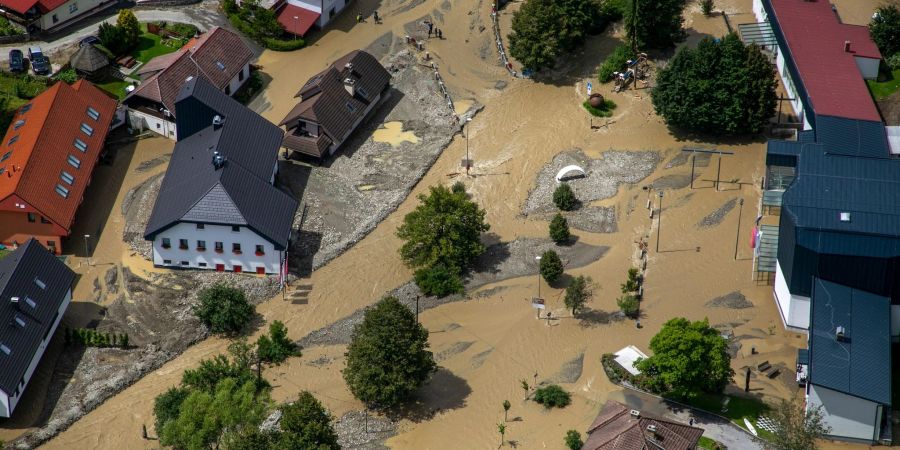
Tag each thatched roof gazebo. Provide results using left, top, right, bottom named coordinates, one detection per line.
left=70, top=45, right=110, bottom=79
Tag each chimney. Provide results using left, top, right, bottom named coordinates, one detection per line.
left=345, top=62, right=353, bottom=72
left=630, top=409, right=641, bottom=418
left=212, top=151, right=225, bottom=169
left=844, top=40, right=851, bottom=52
left=10, top=297, right=18, bottom=306
left=344, top=78, right=356, bottom=96
left=836, top=326, right=847, bottom=341
left=212, top=115, right=224, bottom=128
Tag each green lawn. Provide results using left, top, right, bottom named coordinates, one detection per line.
left=130, top=24, right=184, bottom=64
left=0, top=248, right=9, bottom=260
left=683, top=393, right=771, bottom=437
left=698, top=436, right=719, bottom=449
left=867, top=68, right=900, bottom=100
left=95, top=77, right=132, bottom=100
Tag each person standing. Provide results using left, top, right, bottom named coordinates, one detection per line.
left=373, top=10, right=379, bottom=23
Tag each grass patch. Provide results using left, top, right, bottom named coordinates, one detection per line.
left=0, top=248, right=9, bottom=260
left=0, top=72, right=49, bottom=131
left=582, top=99, right=616, bottom=117
left=683, top=393, right=770, bottom=434
left=698, top=436, right=720, bottom=449
left=131, top=24, right=183, bottom=64
left=95, top=76, right=132, bottom=100
left=868, top=68, right=900, bottom=100
left=0, top=16, right=23, bottom=37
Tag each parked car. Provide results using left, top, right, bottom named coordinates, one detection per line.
left=28, top=46, right=49, bottom=75
left=8, top=49, right=24, bottom=72
left=79, top=35, right=101, bottom=47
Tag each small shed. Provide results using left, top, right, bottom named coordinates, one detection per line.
left=70, top=44, right=110, bottom=79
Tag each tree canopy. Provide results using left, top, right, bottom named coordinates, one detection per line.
left=343, top=296, right=437, bottom=408
left=769, top=398, right=830, bottom=450
left=870, top=4, right=900, bottom=58
left=194, top=284, right=256, bottom=335
left=257, top=320, right=300, bottom=364
left=652, top=33, right=776, bottom=135
left=508, top=0, right=603, bottom=71
left=635, top=317, right=734, bottom=397
left=277, top=392, right=341, bottom=449
left=564, top=275, right=591, bottom=315
left=625, top=0, right=687, bottom=49
left=549, top=213, right=571, bottom=244
left=116, top=10, right=141, bottom=50
left=539, top=250, right=564, bottom=284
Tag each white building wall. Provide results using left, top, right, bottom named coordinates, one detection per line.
left=808, top=384, right=879, bottom=442
left=226, top=64, right=251, bottom=97
left=318, top=0, right=350, bottom=27
left=3, top=288, right=71, bottom=418
left=38, top=0, right=107, bottom=30
left=752, top=0, right=766, bottom=22
left=0, top=389, right=8, bottom=418
left=854, top=57, right=880, bottom=80
left=129, top=109, right=177, bottom=140
left=774, top=261, right=810, bottom=330
left=287, top=0, right=321, bottom=13
left=151, top=223, right=283, bottom=274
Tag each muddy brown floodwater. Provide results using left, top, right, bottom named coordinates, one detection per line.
left=23, top=0, right=886, bottom=448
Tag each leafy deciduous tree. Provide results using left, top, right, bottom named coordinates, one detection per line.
left=616, top=293, right=639, bottom=317
left=769, top=397, right=831, bottom=450
left=870, top=4, right=900, bottom=58
left=194, top=284, right=255, bottom=335
left=277, top=391, right=340, bottom=449
left=508, top=0, right=602, bottom=71
left=625, top=0, right=687, bottom=49
left=564, top=275, right=591, bottom=315
left=257, top=320, right=300, bottom=364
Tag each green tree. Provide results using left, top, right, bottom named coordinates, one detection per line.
left=565, top=430, right=584, bottom=450
left=616, top=293, right=639, bottom=317
left=769, top=397, right=831, bottom=450
left=159, top=378, right=271, bottom=450
left=539, top=250, right=563, bottom=284
left=625, top=0, right=687, bottom=49
left=533, top=384, right=571, bottom=408
left=116, top=9, right=141, bottom=50
left=257, top=320, right=300, bottom=364
left=194, top=284, right=256, bottom=334
left=553, top=183, right=577, bottom=211
left=700, top=0, right=714, bottom=16
left=343, top=296, right=437, bottom=408
left=564, top=275, right=591, bottom=315
left=277, top=392, right=340, bottom=449
left=497, top=422, right=506, bottom=447
left=549, top=213, right=571, bottom=244
left=153, top=386, right=191, bottom=437
left=414, top=263, right=465, bottom=297
left=870, top=4, right=900, bottom=58
left=397, top=185, right=490, bottom=293
left=635, top=317, right=734, bottom=397
left=621, top=267, right=640, bottom=293
left=508, top=0, right=602, bottom=71
left=651, top=33, right=777, bottom=135
left=182, top=342, right=268, bottom=394
left=98, top=22, right=126, bottom=55
left=502, top=399, right=511, bottom=421
left=598, top=44, right=635, bottom=82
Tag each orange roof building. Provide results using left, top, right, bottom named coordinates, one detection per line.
left=0, top=80, right=117, bottom=254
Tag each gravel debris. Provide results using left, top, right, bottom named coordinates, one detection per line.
left=544, top=352, right=585, bottom=384
left=697, top=198, right=738, bottom=228
left=435, top=341, right=475, bottom=362
left=334, top=410, right=398, bottom=449
left=706, top=291, right=754, bottom=309
left=665, top=151, right=710, bottom=169
left=470, top=349, right=493, bottom=368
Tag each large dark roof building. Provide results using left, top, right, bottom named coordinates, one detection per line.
left=0, top=239, right=74, bottom=418
left=280, top=50, right=391, bottom=158
left=581, top=401, right=704, bottom=450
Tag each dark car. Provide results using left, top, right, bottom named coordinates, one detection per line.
left=79, top=35, right=101, bottom=47
left=8, top=49, right=24, bottom=72
left=28, top=46, right=49, bottom=75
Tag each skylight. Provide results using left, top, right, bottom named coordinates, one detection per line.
left=67, top=154, right=81, bottom=168
left=86, top=107, right=100, bottom=120
left=0, top=344, right=9, bottom=355
left=55, top=184, right=69, bottom=198
left=80, top=123, right=93, bottom=136
left=33, top=278, right=45, bottom=289
left=14, top=316, right=25, bottom=327
left=216, top=61, right=225, bottom=70
left=13, top=120, right=25, bottom=130
left=345, top=102, right=356, bottom=113
left=19, top=104, right=31, bottom=114
left=60, top=171, right=74, bottom=185
left=24, top=296, right=36, bottom=307
left=1, top=151, right=10, bottom=162
left=7, top=135, right=18, bottom=146
left=73, top=138, right=87, bottom=152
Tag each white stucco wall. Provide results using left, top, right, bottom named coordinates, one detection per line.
left=319, top=0, right=350, bottom=27
left=226, top=64, right=251, bottom=97
left=129, top=109, right=177, bottom=140
left=2, top=288, right=71, bottom=418
left=774, top=261, right=810, bottom=330
left=0, top=389, right=8, bottom=418
left=151, top=223, right=284, bottom=274
left=752, top=0, right=766, bottom=22
left=38, top=0, right=107, bottom=30
left=287, top=0, right=322, bottom=13
left=854, top=56, right=880, bottom=80
left=808, top=384, right=880, bottom=442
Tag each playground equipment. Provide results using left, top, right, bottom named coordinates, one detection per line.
left=613, top=53, right=651, bottom=93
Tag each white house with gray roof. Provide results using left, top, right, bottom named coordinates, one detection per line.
left=144, top=77, right=298, bottom=275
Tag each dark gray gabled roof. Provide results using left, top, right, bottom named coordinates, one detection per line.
left=144, top=77, right=298, bottom=249
left=0, top=239, right=74, bottom=396
left=808, top=278, right=891, bottom=405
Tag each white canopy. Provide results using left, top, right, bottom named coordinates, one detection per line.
left=613, top=345, right=649, bottom=376
left=555, top=165, right=586, bottom=183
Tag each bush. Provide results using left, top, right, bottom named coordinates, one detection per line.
left=194, top=284, right=255, bottom=335
left=165, top=22, right=199, bottom=38
left=55, top=68, right=79, bottom=83
left=888, top=53, right=900, bottom=71
left=598, top=44, right=634, bottom=82
left=553, top=183, right=577, bottom=211
left=700, top=0, right=714, bottom=16
left=617, top=294, right=639, bottom=317
left=599, top=0, right=628, bottom=22
left=414, top=264, right=464, bottom=297
left=539, top=250, right=563, bottom=284
left=565, top=430, right=584, bottom=450
left=234, top=71, right=264, bottom=104
left=582, top=99, right=617, bottom=117
left=652, top=33, right=776, bottom=135
left=870, top=4, right=900, bottom=58
left=549, top=213, right=571, bottom=244
left=279, top=392, right=340, bottom=449
left=533, top=384, right=571, bottom=408
left=263, top=36, right=306, bottom=51
left=257, top=320, right=299, bottom=364
left=343, top=297, right=437, bottom=408
left=0, top=17, right=23, bottom=37
left=451, top=181, right=466, bottom=194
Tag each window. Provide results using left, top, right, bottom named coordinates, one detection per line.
left=0, top=151, right=9, bottom=162
left=74, top=138, right=87, bottom=152
left=214, top=241, right=224, bottom=253
left=163, top=259, right=172, bottom=264
left=55, top=184, right=69, bottom=198
left=19, top=104, right=31, bottom=114
left=13, top=120, right=24, bottom=130
left=345, top=102, right=356, bottom=112
left=7, top=135, right=18, bottom=146
left=47, top=240, right=55, bottom=248
left=197, top=240, right=206, bottom=251
left=329, top=7, right=335, bottom=18
left=80, top=123, right=93, bottom=136
left=67, top=154, right=81, bottom=169
left=231, top=225, right=240, bottom=232
left=86, top=107, right=100, bottom=120
left=41, top=216, right=51, bottom=224
left=162, top=238, right=171, bottom=248
left=232, top=243, right=242, bottom=254
left=180, top=261, right=189, bottom=266
left=24, top=296, right=36, bottom=307
left=199, top=262, right=208, bottom=267
left=69, top=2, right=77, bottom=13
left=255, top=244, right=265, bottom=256
left=256, top=267, right=265, bottom=275
left=357, top=86, right=369, bottom=98
left=179, top=239, right=188, bottom=249
left=34, top=278, right=45, bottom=289
left=196, top=223, right=205, bottom=230
left=0, top=344, right=9, bottom=355
left=215, top=61, right=225, bottom=70
left=239, top=69, right=245, bottom=81
left=61, top=171, right=74, bottom=185
left=27, top=212, right=35, bottom=223
left=225, top=85, right=231, bottom=95
left=233, top=265, right=242, bottom=273
left=156, top=123, right=161, bottom=129
left=52, top=14, right=58, bottom=23
left=0, top=168, right=4, bottom=176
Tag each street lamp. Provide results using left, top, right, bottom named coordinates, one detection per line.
left=464, top=117, right=472, bottom=176
left=734, top=198, right=744, bottom=260
left=292, top=16, right=299, bottom=41
left=655, top=192, right=663, bottom=253
left=534, top=255, right=542, bottom=318
left=83, top=234, right=91, bottom=266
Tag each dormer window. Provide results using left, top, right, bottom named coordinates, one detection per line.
left=357, top=86, right=369, bottom=98
left=216, top=61, right=225, bottom=70
left=86, top=107, right=100, bottom=120
left=34, top=278, right=45, bottom=289
left=74, top=138, right=87, bottom=152
left=13, top=120, right=25, bottom=130
left=7, top=135, right=18, bottom=146
left=80, top=123, right=93, bottom=136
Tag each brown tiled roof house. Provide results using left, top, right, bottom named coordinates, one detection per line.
left=582, top=401, right=705, bottom=450
left=124, top=26, right=254, bottom=140
left=279, top=50, right=391, bottom=159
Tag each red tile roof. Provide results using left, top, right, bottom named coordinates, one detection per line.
left=277, top=3, right=319, bottom=37
left=769, top=0, right=882, bottom=122
left=0, top=80, right=117, bottom=232
left=0, top=0, right=74, bottom=15
left=582, top=401, right=704, bottom=450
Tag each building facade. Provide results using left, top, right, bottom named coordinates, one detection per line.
left=0, top=0, right=115, bottom=33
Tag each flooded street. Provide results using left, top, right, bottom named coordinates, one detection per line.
left=8, top=0, right=885, bottom=447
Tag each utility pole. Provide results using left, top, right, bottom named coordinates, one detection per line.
left=416, top=295, right=420, bottom=324
left=734, top=198, right=744, bottom=260
left=465, top=117, right=472, bottom=176
left=656, top=192, right=663, bottom=253
left=716, top=153, right=722, bottom=191
left=535, top=255, right=542, bottom=318
left=83, top=234, right=91, bottom=266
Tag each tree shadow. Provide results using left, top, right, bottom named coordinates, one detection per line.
left=470, top=239, right=512, bottom=276
left=385, top=368, right=471, bottom=423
